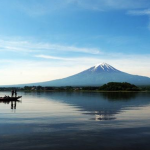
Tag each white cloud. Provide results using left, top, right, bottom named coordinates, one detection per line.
left=128, top=9, right=150, bottom=15
left=0, top=39, right=100, bottom=54
left=74, top=0, right=150, bottom=10
left=42, top=44, right=100, bottom=54
left=127, top=9, right=150, bottom=30
left=35, top=55, right=74, bottom=61
left=35, top=54, right=102, bottom=61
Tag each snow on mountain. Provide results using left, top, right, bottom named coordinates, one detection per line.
left=87, top=62, right=120, bottom=73
left=94, top=62, right=112, bottom=69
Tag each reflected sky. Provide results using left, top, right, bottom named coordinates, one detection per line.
left=0, top=91, right=150, bottom=150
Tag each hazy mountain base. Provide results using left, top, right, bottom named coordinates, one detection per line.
left=0, top=82, right=146, bottom=92
left=9, top=72, right=150, bottom=88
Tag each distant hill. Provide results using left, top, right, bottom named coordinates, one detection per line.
left=99, top=82, right=140, bottom=91
left=2, top=63, right=150, bottom=87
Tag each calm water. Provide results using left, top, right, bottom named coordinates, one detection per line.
left=0, top=92, right=150, bottom=150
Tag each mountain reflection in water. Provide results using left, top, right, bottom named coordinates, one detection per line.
left=44, top=92, right=149, bottom=121
left=0, top=92, right=150, bottom=150
left=101, top=92, right=138, bottom=101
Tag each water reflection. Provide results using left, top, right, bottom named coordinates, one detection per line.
left=11, top=101, right=16, bottom=109
left=0, top=100, right=21, bottom=110
left=0, top=92, right=150, bottom=150
left=88, top=111, right=116, bottom=121
left=39, top=92, right=150, bottom=121
left=101, top=92, right=139, bottom=101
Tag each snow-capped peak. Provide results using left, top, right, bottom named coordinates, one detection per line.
left=94, top=62, right=110, bottom=69
left=92, top=62, right=119, bottom=72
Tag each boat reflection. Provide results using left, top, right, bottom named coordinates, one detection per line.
left=0, top=100, right=21, bottom=109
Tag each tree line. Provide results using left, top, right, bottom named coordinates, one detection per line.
left=0, top=82, right=148, bottom=91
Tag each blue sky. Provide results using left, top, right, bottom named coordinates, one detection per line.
left=0, top=0, right=150, bottom=85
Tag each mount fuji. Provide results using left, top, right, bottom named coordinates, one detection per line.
left=22, top=63, right=150, bottom=87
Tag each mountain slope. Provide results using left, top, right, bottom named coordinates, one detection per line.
left=25, top=63, right=150, bottom=87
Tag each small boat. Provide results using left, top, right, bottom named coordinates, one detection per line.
left=0, top=96, right=22, bottom=101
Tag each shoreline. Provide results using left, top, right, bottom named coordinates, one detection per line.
left=1, top=90, right=150, bottom=93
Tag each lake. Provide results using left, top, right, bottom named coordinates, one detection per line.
left=0, top=91, right=150, bottom=150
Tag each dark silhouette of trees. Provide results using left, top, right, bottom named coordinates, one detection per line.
left=99, top=82, right=140, bottom=91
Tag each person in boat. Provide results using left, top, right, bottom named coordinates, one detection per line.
left=14, top=89, right=17, bottom=97
left=11, top=90, right=14, bottom=97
